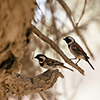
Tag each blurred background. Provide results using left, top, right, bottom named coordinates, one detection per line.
left=17, top=0, right=100, bottom=100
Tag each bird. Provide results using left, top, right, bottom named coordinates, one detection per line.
left=34, top=54, right=73, bottom=71
left=63, top=36, right=95, bottom=70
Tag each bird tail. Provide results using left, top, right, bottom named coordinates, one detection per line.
left=85, top=57, right=95, bottom=70
left=62, top=65, right=74, bottom=71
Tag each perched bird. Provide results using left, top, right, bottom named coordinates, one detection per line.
left=63, top=36, right=95, bottom=70
left=34, top=54, right=73, bottom=71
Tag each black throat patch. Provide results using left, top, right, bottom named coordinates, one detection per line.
left=68, top=44, right=71, bottom=48
left=39, top=62, right=44, bottom=66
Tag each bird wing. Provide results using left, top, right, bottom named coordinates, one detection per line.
left=71, top=43, right=87, bottom=56
left=46, top=58, right=63, bottom=66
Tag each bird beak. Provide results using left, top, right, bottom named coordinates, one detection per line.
left=34, top=56, right=37, bottom=59
left=63, top=38, right=65, bottom=40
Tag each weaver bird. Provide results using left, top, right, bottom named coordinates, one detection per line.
left=35, top=54, right=73, bottom=71
left=63, top=36, right=95, bottom=70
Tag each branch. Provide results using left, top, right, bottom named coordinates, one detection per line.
left=0, top=69, right=63, bottom=99
left=76, top=0, right=87, bottom=26
left=57, top=0, right=94, bottom=58
left=32, top=25, right=85, bottom=75
left=38, top=91, right=46, bottom=100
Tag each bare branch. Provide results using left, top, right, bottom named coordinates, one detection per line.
left=38, top=91, right=46, bottom=100
left=57, top=0, right=94, bottom=58
left=32, top=25, right=85, bottom=75
left=76, top=0, right=87, bottom=26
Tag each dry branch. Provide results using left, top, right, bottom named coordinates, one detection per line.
left=38, top=91, right=46, bottom=100
left=32, top=25, right=85, bottom=75
left=57, top=0, right=94, bottom=58
left=1, top=69, right=63, bottom=99
left=76, top=0, right=87, bottom=26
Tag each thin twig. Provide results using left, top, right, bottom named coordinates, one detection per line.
left=38, top=91, right=46, bottom=100
left=58, top=72, right=64, bottom=78
left=32, top=25, right=85, bottom=75
left=57, top=0, right=94, bottom=58
left=77, top=0, right=87, bottom=26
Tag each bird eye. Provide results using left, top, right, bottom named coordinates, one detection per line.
left=39, top=58, right=43, bottom=61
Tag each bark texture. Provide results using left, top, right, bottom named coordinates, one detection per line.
left=0, top=0, right=34, bottom=79
left=0, top=69, right=64, bottom=100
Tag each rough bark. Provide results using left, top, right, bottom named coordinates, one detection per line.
left=0, top=0, right=34, bottom=73
left=0, top=0, right=34, bottom=79
left=0, top=69, right=64, bottom=100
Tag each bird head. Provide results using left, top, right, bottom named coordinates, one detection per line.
left=63, top=36, right=75, bottom=45
left=34, top=54, right=47, bottom=62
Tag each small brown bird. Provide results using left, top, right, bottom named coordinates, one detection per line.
left=35, top=54, right=73, bottom=71
left=63, top=36, right=95, bottom=70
